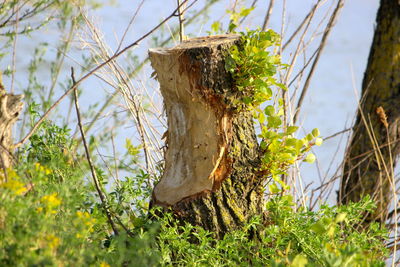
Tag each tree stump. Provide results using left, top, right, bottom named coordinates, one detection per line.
left=0, top=78, right=24, bottom=170
left=149, top=35, right=265, bottom=237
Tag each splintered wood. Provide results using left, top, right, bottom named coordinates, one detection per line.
left=149, top=35, right=240, bottom=206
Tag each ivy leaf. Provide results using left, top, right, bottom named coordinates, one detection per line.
left=264, top=105, right=275, bottom=116
left=228, top=23, right=237, bottom=33
left=211, top=21, right=221, bottom=33
left=286, top=126, right=299, bottom=135
left=290, top=254, right=308, bottom=267
left=312, top=128, right=320, bottom=137
left=267, top=115, right=282, bottom=129
left=315, top=137, right=323, bottom=146
left=269, top=183, right=280, bottom=194
left=258, top=112, right=265, bottom=124
left=306, top=133, right=314, bottom=141
left=304, top=153, right=316, bottom=164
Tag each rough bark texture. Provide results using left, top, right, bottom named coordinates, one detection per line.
left=339, top=0, right=400, bottom=223
left=149, top=35, right=265, bottom=237
left=0, top=77, right=24, bottom=170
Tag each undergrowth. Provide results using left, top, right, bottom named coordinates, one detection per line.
left=0, top=118, right=389, bottom=266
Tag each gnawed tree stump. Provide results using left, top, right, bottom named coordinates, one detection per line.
left=0, top=77, right=24, bottom=170
left=149, top=35, right=266, bottom=237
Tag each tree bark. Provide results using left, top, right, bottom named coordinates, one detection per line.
left=339, top=0, right=400, bottom=223
left=149, top=35, right=266, bottom=238
left=0, top=75, right=24, bottom=170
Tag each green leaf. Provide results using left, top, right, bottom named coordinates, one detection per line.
left=286, top=138, right=297, bottom=147
left=286, top=126, right=299, bottom=135
left=228, top=23, right=237, bottom=33
left=269, top=183, right=280, bottom=194
left=239, top=7, right=254, bottom=17
left=267, top=115, right=282, bottom=128
left=327, top=225, right=335, bottom=237
left=258, top=112, right=265, bottom=124
left=260, top=140, right=267, bottom=150
left=264, top=105, right=275, bottom=116
left=312, top=128, right=320, bottom=137
left=242, top=96, right=252, bottom=104
left=211, top=21, right=221, bottom=33
left=335, top=213, right=347, bottom=223
left=311, top=221, right=326, bottom=235
left=290, top=254, right=308, bottom=267
left=304, top=153, right=316, bottom=164
left=315, top=137, right=323, bottom=146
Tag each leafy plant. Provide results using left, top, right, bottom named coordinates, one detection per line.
left=154, top=196, right=388, bottom=266
left=226, top=29, right=322, bottom=191
left=0, top=120, right=160, bottom=266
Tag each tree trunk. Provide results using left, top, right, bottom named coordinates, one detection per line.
left=149, top=35, right=266, bottom=238
left=0, top=76, right=24, bottom=170
left=339, top=0, right=400, bottom=223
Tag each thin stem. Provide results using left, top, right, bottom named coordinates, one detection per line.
left=10, top=1, right=19, bottom=93
left=177, top=0, right=185, bottom=42
left=71, top=67, right=119, bottom=236
left=261, top=0, right=274, bottom=31
left=116, top=0, right=146, bottom=52
left=293, top=0, right=345, bottom=124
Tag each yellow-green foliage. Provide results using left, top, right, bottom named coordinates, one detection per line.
left=0, top=121, right=160, bottom=266
left=226, top=29, right=323, bottom=192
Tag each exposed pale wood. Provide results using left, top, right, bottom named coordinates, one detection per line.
left=149, top=35, right=240, bottom=206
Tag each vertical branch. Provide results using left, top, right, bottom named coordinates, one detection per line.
left=261, top=0, right=274, bottom=31
left=10, top=1, right=19, bottom=94
left=177, top=0, right=185, bottom=42
left=293, top=0, right=345, bottom=123
left=280, top=0, right=287, bottom=128
left=71, top=67, right=119, bottom=236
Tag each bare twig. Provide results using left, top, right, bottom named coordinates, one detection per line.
left=323, top=127, right=351, bottom=141
left=282, top=0, right=327, bottom=52
left=47, top=20, right=76, bottom=102
left=177, top=0, right=185, bottom=42
left=14, top=1, right=194, bottom=149
left=261, top=0, right=274, bottom=31
left=71, top=67, right=119, bottom=236
left=116, top=0, right=146, bottom=52
left=283, top=0, right=322, bottom=85
left=293, top=0, right=345, bottom=123
left=10, top=1, right=20, bottom=94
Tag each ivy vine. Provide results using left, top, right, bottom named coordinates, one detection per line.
left=226, top=29, right=323, bottom=192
